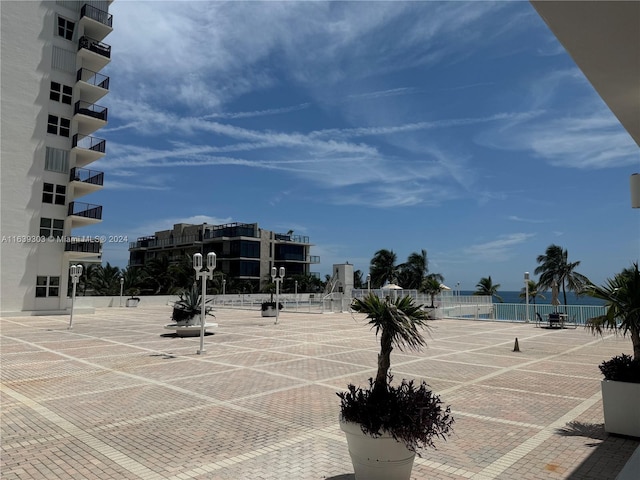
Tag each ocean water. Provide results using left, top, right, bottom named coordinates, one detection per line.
left=460, top=290, right=605, bottom=306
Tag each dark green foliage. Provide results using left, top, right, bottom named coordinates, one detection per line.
left=261, top=301, right=283, bottom=311
left=171, top=286, right=213, bottom=322
left=337, top=376, right=454, bottom=454
left=599, top=354, right=640, bottom=383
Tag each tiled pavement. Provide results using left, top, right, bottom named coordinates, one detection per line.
left=1, top=306, right=639, bottom=480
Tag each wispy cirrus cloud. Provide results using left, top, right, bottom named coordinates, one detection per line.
left=464, top=233, right=535, bottom=261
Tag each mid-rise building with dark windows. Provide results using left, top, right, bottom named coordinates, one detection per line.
left=128, top=222, right=320, bottom=291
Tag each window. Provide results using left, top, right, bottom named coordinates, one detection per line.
left=42, top=183, right=66, bottom=205
left=57, top=16, right=75, bottom=41
left=47, top=115, right=70, bottom=137
left=36, top=276, right=60, bottom=297
left=50, top=82, right=72, bottom=105
left=45, top=147, right=69, bottom=173
left=40, top=218, right=64, bottom=238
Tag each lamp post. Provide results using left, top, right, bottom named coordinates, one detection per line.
left=366, top=274, right=371, bottom=294
left=68, top=264, right=83, bottom=330
left=222, top=278, right=226, bottom=296
left=524, top=272, right=530, bottom=323
left=193, top=252, right=216, bottom=355
left=119, top=275, right=124, bottom=307
left=294, top=280, right=298, bottom=309
left=271, top=266, right=285, bottom=324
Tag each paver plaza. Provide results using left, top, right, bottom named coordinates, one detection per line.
left=2, top=306, right=639, bottom=479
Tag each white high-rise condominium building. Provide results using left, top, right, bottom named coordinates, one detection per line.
left=1, top=1, right=113, bottom=315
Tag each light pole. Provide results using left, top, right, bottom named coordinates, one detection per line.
left=294, top=280, right=298, bottom=308
left=524, top=272, right=530, bottom=323
left=68, top=264, right=83, bottom=330
left=193, top=252, right=216, bottom=355
left=222, top=278, right=226, bottom=296
left=366, top=274, right=371, bottom=295
left=119, top=275, right=124, bottom=307
left=271, top=266, right=285, bottom=324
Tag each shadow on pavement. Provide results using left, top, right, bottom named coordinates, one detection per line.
left=557, top=421, right=640, bottom=479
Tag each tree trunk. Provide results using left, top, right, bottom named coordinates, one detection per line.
left=374, top=330, right=392, bottom=395
left=631, top=328, right=640, bottom=361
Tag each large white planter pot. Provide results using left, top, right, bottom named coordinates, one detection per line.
left=261, top=306, right=277, bottom=317
left=601, top=380, right=640, bottom=437
left=340, top=419, right=415, bottom=480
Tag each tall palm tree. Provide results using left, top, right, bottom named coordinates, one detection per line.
left=399, top=249, right=429, bottom=290
left=89, top=262, right=122, bottom=295
left=121, top=266, right=148, bottom=295
left=353, top=269, right=364, bottom=289
left=474, top=276, right=503, bottom=302
left=351, top=294, right=430, bottom=397
left=535, top=244, right=589, bottom=308
left=369, top=249, right=398, bottom=288
left=585, top=263, right=640, bottom=360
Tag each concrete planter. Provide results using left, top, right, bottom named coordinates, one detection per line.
left=261, top=306, right=277, bottom=317
left=126, top=298, right=140, bottom=307
left=601, top=379, right=640, bottom=437
left=339, top=419, right=415, bottom=480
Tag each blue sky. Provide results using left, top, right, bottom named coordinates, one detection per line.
left=90, top=0, right=639, bottom=291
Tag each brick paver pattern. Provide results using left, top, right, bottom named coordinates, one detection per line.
left=1, top=306, right=638, bottom=479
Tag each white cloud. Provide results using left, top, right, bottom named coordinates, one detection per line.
left=464, top=233, right=535, bottom=261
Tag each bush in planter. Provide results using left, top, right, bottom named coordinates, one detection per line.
left=585, top=262, right=640, bottom=362
left=338, top=375, right=453, bottom=453
left=599, top=354, right=640, bottom=383
left=172, top=286, right=213, bottom=322
left=261, top=301, right=283, bottom=311
left=339, top=293, right=453, bottom=454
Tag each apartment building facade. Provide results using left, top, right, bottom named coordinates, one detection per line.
left=1, top=0, right=112, bottom=314
left=129, top=223, right=320, bottom=291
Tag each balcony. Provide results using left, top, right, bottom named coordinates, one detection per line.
left=308, top=255, right=321, bottom=264
left=70, top=167, right=104, bottom=198
left=64, top=237, right=103, bottom=257
left=72, top=134, right=106, bottom=167
left=79, top=4, right=113, bottom=41
left=76, top=68, right=109, bottom=104
left=74, top=101, right=107, bottom=134
left=68, top=201, right=102, bottom=227
left=78, top=36, right=111, bottom=72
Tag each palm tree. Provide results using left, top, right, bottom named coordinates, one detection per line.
left=399, top=249, right=429, bottom=290
left=353, top=270, right=364, bottom=289
left=351, top=294, right=430, bottom=397
left=535, top=244, right=589, bottom=308
left=121, top=266, right=148, bottom=295
left=420, top=277, right=443, bottom=308
left=585, top=263, right=640, bottom=360
left=474, top=276, right=503, bottom=302
left=369, top=249, right=398, bottom=288
left=519, top=280, right=545, bottom=305
left=89, top=263, right=122, bottom=295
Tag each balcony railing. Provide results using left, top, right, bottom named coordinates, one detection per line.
left=308, top=255, right=321, bottom=264
left=70, top=167, right=104, bottom=186
left=74, top=101, right=108, bottom=121
left=80, top=4, right=113, bottom=28
left=76, top=68, right=110, bottom=90
left=64, top=238, right=102, bottom=254
left=72, top=134, right=106, bottom=153
left=78, top=36, right=111, bottom=59
left=68, top=201, right=103, bottom=219
left=275, top=233, right=310, bottom=243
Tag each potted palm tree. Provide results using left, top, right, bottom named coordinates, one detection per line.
left=338, top=294, right=453, bottom=479
left=585, top=262, right=640, bottom=437
left=420, top=277, right=443, bottom=319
